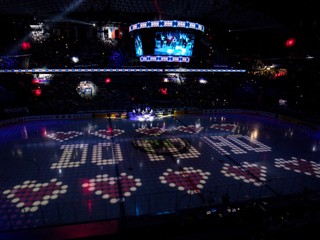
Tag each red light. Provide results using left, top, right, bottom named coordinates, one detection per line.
left=160, top=88, right=168, bottom=95
left=20, top=41, right=31, bottom=50
left=80, top=179, right=91, bottom=195
left=41, top=127, right=47, bottom=137
left=32, top=88, right=42, bottom=97
left=285, top=38, right=296, bottom=47
left=87, top=199, right=93, bottom=218
left=32, top=78, right=40, bottom=84
left=105, top=78, right=111, bottom=83
left=87, top=199, right=92, bottom=209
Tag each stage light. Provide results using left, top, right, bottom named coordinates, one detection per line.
left=32, top=78, right=40, bottom=84
left=285, top=37, right=296, bottom=47
left=160, top=88, right=168, bottom=95
left=20, top=41, right=31, bottom=50
left=199, top=78, right=207, bottom=84
left=32, top=88, right=42, bottom=97
left=71, top=56, right=79, bottom=63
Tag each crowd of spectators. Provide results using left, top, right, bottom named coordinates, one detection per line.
left=0, top=20, right=319, bottom=123
left=1, top=65, right=320, bottom=125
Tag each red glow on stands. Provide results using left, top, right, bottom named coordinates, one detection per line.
left=105, top=78, right=111, bottom=84
left=275, top=72, right=286, bottom=78
left=274, top=69, right=288, bottom=78
left=285, top=38, right=296, bottom=47
left=160, top=88, right=168, bottom=95
left=32, top=88, right=42, bottom=97
left=20, top=41, right=31, bottom=50
left=117, top=26, right=125, bottom=39
left=32, top=78, right=40, bottom=84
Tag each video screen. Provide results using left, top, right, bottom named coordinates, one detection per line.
left=154, top=30, right=195, bottom=56
left=134, top=33, right=143, bottom=57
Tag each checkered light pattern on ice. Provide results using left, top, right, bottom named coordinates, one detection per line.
left=46, top=128, right=125, bottom=142
left=203, top=134, right=271, bottom=155
left=50, top=144, right=89, bottom=169
left=176, top=125, right=204, bottom=134
left=91, top=128, right=125, bottom=139
left=135, top=127, right=165, bottom=136
left=275, top=157, right=320, bottom=178
left=159, top=167, right=211, bottom=194
left=132, top=138, right=200, bottom=161
left=46, top=131, right=83, bottom=142
left=221, top=162, right=267, bottom=186
left=81, top=173, right=142, bottom=204
left=2, top=178, right=68, bottom=213
left=210, top=123, right=237, bottom=132
left=92, top=142, right=123, bottom=165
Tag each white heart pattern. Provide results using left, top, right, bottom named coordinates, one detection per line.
left=275, top=157, right=320, bottom=178
left=159, top=167, right=211, bottom=194
left=2, top=178, right=68, bottom=213
left=221, top=162, right=267, bottom=186
left=81, top=173, right=142, bottom=204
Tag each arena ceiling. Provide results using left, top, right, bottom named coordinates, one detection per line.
left=0, top=0, right=319, bottom=61
left=0, top=0, right=316, bottom=28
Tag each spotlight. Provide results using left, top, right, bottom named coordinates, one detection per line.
left=71, top=56, right=79, bottom=63
left=285, top=37, right=296, bottom=48
left=21, top=41, right=31, bottom=50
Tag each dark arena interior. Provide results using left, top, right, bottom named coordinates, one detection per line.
left=1, top=0, right=320, bottom=239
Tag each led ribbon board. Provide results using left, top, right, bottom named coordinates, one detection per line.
left=0, top=68, right=246, bottom=73
left=129, top=20, right=205, bottom=33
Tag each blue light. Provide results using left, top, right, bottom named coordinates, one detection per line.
left=135, top=207, right=140, bottom=216
left=172, top=20, right=178, bottom=27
